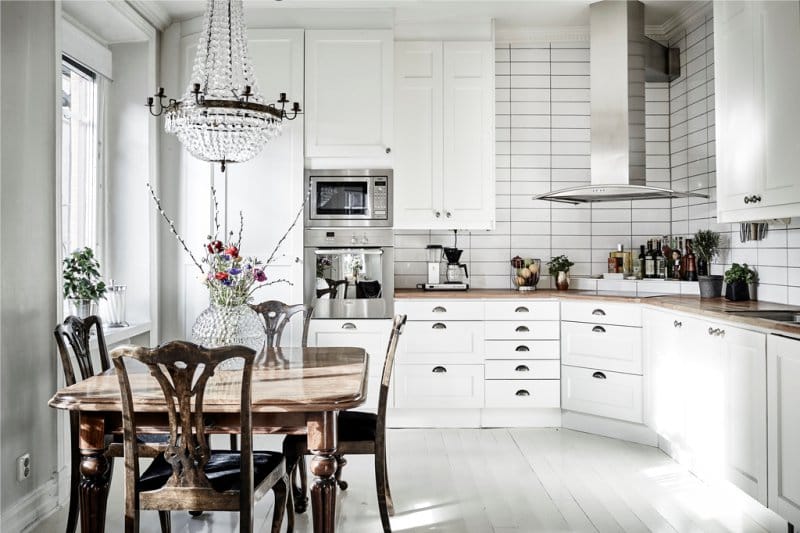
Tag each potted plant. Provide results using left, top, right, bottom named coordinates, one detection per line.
left=547, top=254, right=575, bottom=290
left=724, top=263, right=751, bottom=301
left=693, top=229, right=720, bottom=277
left=746, top=266, right=758, bottom=301
left=62, top=247, right=107, bottom=317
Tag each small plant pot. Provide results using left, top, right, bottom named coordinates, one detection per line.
left=69, top=298, right=94, bottom=318
left=725, top=281, right=750, bottom=302
left=698, top=275, right=723, bottom=298
left=748, top=282, right=758, bottom=301
left=555, top=271, right=570, bottom=290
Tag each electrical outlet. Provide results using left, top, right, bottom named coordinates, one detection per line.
left=17, top=453, right=31, bottom=482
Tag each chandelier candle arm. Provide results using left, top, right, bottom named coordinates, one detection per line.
left=145, top=0, right=301, bottom=171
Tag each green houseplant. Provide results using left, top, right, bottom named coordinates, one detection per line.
left=724, top=263, right=753, bottom=301
left=62, top=247, right=107, bottom=317
left=547, top=254, right=575, bottom=290
left=693, top=229, right=720, bottom=276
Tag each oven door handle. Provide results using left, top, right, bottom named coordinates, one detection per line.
left=314, top=249, right=384, bottom=255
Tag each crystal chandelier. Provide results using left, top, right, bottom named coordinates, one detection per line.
left=147, top=0, right=300, bottom=171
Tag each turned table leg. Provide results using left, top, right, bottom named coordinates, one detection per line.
left=79, top=414, right=111, bottom=533
left=307, top=411, right=338, bottom=533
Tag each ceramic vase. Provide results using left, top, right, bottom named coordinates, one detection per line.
left=556, top=271, right=570, bottom=290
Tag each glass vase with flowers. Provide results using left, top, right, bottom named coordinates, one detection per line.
left=148, top=184, right=302, bottom=365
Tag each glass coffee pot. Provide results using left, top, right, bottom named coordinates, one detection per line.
left=443, top=247, right=468, bottom=284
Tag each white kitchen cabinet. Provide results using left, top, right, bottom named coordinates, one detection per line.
left=562, top=366, right=643, bottom=424
left=767, top=334, right=800, bottom=526
left=305, top=29, right=393, bottom=164
left=400, top=320, right=484, bottom=364
left=561, top=322, right=643, bottom=375
left=307, top=318, right=392, bottom=412
left=394, top=41, right=494, bottom=230
left=485, top=380, right=560, bottom=409
left=715, top=0, right=800, bottom=222
left=394, top=363, right=484, bottom=408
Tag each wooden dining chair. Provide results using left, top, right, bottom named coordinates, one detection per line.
left=250, top=300, right=313, bottom=349
left=54, top=315, right=112, bottom=533
left=316, top=278, right=348, bottom=300
left=283, top=314, right=407, bottom=533
left=112, top=341, right=292, bottom=533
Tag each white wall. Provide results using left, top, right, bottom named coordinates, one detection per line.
left=0, top=0, right=59, bottom=527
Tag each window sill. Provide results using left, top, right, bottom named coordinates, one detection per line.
left=94, top=322, right=151, bottom=347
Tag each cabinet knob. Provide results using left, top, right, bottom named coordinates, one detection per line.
left=592, top=371, right=607, bottom=380
left=674, top=320, right=682, bottom=328
left=432, top=322, right=447, bottom=330
left=432, top=306, right=447, bottom=313
left=515, top=325, right=530, bottom=333
left=744, top=196, right=751, bottom=204
left=514, top=365, right=530, bottom=372
left=515, top=389, right=530, bottom=397
left=592, top=325, right=606, bottom=333
left=446, top=211, right=452, bottom=218
left=342, top=322, right=357, bottom=330
left=708, top=327, right=717, bottom=336
left=435, top=211, right=441, bottom=218
left=432, top=366, right=447, bottom=373
left=515, top=345, right=530, bottom=352
left=385, top=147, right=391, bottom=154
left=592, top=309, right=606, bottom=316
left=515, top=306, right=530, bottom=313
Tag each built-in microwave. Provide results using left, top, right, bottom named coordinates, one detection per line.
left=305, top=169, right=393, bottom=227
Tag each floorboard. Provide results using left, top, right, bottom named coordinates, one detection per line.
left=32, top=429, right=789, bottom=533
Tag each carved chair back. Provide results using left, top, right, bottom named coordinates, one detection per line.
left=54, top=315, right=110, bottom=386
left=377, top=315, right=407, bottom=430
left=317, top=278, right=347, bottom=300
left=112, top=341, right=256, bottom=509
left=249, top=300, right=313, bottom=348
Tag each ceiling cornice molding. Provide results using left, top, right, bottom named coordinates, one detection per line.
left=126, top=0, right=172, bottom=31
left=495, top=26, right=589, bottom=44
left=62, top=12, right=111, bottom=47
left=654, top=1, right=713, bottom=43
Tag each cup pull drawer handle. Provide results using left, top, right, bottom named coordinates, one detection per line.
left=592, top=326, right=606, bottom=333
left=592, top=371, right=607, bottom=380
left=432, top=366, right=447, bottom=373
left=674, top=320, right=682, bottom=328
left=515, top=345, right=530, bottom=352
left=432, top=306, right=447, bottom=313
left=592, top=309, right=606, bottom=316
left=515, top=365, right=530, bottom=372
left=515, top=389, right=530, bottom=397
left=432, top=323, right=447, bottom=330
left=515, top=325, right=530, bottom=332
left=515, top=306, right=530, bottom=313
left=342, top=323, right=357, bottom=330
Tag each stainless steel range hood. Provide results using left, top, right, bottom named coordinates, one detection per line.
left=535, top=0, right=708, bottom=205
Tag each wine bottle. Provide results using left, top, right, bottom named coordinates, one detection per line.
left=685, top=239, right=698, bottom=281
left=645, top=240, right=656, bottom=279
left=634, top=245, right=645, bottom=279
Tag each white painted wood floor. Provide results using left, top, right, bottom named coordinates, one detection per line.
left=34, top=428, right=789, bottom=533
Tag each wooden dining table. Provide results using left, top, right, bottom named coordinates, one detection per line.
left=48, top=346, right=369, bottom=533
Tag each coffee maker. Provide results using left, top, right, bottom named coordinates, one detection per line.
left=418, top=232, right=469, bottom=291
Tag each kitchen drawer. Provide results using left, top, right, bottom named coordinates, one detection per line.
left=400, top=320, right=484, bottom=363
left=395, top=300, right=484, bottom=321
left=484, top=300, right=559, bottom=321
left=484, top=340, right=560, bottom=360
left=561, top=301, right=641, bottom=327
left=561, top=321, right=642, bottom=375
left=561, top=365, right=643, bottom=423
left=308, top=319, right=392, bottom=377
left=485, top=379, right=560, bottom=408
left=394, top=363, right=484, bottom=408
left=485, top=320, right=559, bottom=341
left=485, top=359, right=560, bottom=380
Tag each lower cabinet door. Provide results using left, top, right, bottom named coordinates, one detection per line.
left=484, top=359, right=559, bottom=380
left=394, top=363, right=484, bottom=408
left=484, top=380, right=560, bottom=408
left=308, top=319, right=392, bottom=377
left=561, top=365, right=643, bottom=423
left=561, top=321, right=642, bottom=374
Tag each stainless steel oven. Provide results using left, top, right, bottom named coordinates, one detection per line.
left=305, top=169, right=392, bottom=227
left=304, top=228, right=394, bottom=319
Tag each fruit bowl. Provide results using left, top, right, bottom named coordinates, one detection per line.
left=510, top=257, right=541, bottom=291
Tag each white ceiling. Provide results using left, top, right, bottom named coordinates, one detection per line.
left=63, top=0, right=151, bottom=43
left=152, top=0, right=700, bottom=29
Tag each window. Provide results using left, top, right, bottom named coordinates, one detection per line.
left=61, top=57, right=100, bottom=256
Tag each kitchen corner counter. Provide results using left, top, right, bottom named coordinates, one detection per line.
left=394, top=289, right=800, bottom=337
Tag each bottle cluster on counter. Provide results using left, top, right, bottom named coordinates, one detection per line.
left=609, top=236, right=699, bottom=281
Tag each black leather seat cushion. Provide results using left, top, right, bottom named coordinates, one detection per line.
left=138, top=450, right=284, bottom=493
left=337, top=411, right=377, bottom=442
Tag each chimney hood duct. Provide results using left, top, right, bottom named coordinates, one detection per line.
left=535, top=0, right=707, bottom=205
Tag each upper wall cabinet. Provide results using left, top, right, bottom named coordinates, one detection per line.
left=394, top=41, right=495, bottom=230
left=715, top=1, right=800, bottom=223
left=305, top=30, right=393, bottom=166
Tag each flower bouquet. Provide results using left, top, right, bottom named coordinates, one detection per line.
left=148, top=184, right=303, bottom=359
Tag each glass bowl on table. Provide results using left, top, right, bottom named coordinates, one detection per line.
left=511, top=257, right=541, bottom=291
